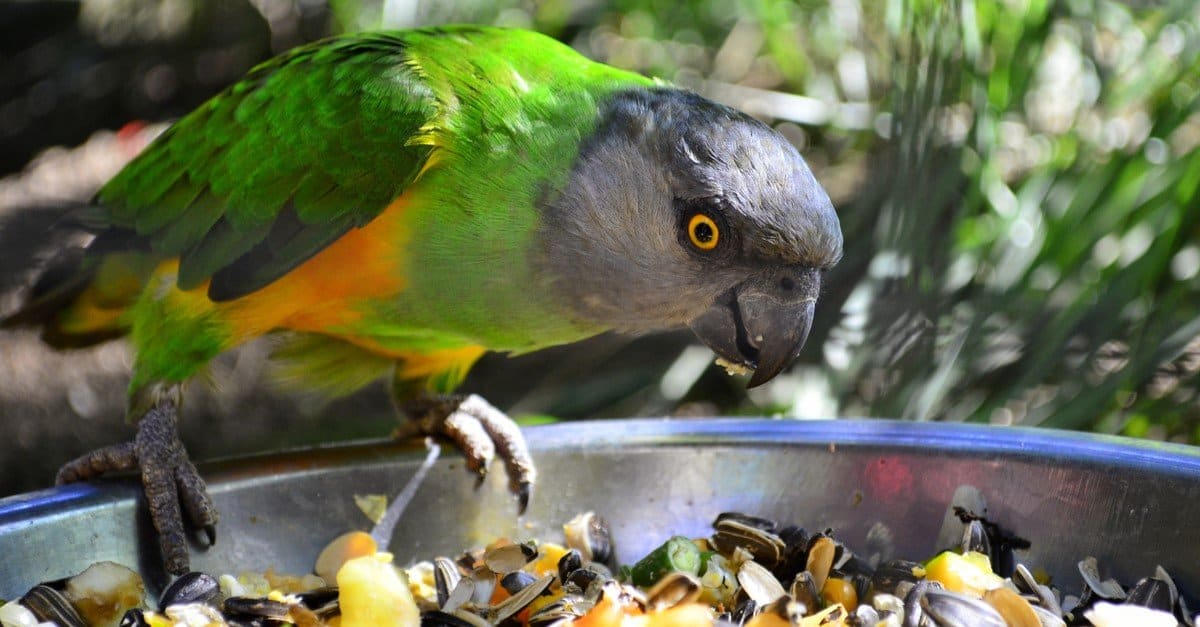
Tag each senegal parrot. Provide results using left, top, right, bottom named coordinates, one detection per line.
left=2, top=26, right=842, bottom=575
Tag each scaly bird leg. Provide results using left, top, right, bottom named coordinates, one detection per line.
left=56, top=391, right=217, bottom=575
left=394, top=394, right=536, bottom=511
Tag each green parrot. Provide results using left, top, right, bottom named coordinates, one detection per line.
left=3, top=26, right=842, bottom=575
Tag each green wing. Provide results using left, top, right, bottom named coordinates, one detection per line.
left=97, top=32, right=437, bottom=301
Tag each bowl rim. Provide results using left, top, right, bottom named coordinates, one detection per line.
left=4, top=417, right=1199, bottom=519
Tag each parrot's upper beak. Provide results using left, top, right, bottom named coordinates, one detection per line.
left=687, top=267, right=820, bottom=388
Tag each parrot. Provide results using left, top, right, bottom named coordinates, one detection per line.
left=1, top=25, right=842, bottom=576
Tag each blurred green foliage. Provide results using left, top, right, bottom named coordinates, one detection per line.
left=852, top=0, right=1200, bottom=441
left=323, top=0, right=1200, bottom=442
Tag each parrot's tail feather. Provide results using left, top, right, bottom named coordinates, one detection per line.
left=0, top=203, right=88, bottom=300
left=2, top=255, right=95, bottom=332
left=0, top=203, right=123, bottom=348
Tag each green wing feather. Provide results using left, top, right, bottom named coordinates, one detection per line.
left=97, top=32, right=438, bottom=300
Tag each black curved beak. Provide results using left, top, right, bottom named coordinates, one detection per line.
left=687, top=267, right=819, bottom=388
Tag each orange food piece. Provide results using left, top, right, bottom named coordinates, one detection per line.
left=745, top=610, right=790, bottom=627
left=315, top=532, right=378, bottom=583
left=487, top=537, right=515, bottom=551
left=631, top=603, right=714, bottom=627
left=511, top=587, right=564, bottom=625
left=490, top=575, right=512, bottom=606
left=820, top=577, right=857, bottom=612
left=574, top=595, right=713, bottom=627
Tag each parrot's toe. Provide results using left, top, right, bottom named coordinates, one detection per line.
left=56, top=441, right=138, bottom=484
left=57, top=396, right=217, bottom=576
left=169, top=448, right=219, bottom=546
left=400, top=393, right=536, bottom=512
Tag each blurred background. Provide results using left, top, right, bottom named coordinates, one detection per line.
left=1, top=0, right=1198, bottom=497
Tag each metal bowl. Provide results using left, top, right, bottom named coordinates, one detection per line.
left=3, top=418, right=1200, bottom=602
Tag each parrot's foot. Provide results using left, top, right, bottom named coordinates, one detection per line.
left=56, top=397, right=217, bottom=575
left=396, top=394, right=536, bottom=511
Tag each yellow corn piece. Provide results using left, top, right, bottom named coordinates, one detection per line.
left=800, top=603, right=848, bottom=626
left=923, top=551, right=1004, bottom=597
left=405, top=561, right=437, bottom=605
left=525, top=588, right=565, bottom=618
left=337, top=553, right=419, bottom=627
left=264, top=569, right=326, bottom=594
left=144, top=614, right=174, bottom=627
left=698, top=554, right=738, bottom=608
left=529, top=542, right=570, bottom=576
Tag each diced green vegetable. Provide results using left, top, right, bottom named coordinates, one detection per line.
left=628, top=536, right=701, bottom=587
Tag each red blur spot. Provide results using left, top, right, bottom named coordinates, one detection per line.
left=863, top=455, right=914, bottom=503
left=116, top=121, right=149, bottom=156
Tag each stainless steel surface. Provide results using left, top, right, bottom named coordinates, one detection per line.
left=2, top=418, right=1199, bottom=600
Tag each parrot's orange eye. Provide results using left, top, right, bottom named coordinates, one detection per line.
left=687, top=213, right=720, bottom=251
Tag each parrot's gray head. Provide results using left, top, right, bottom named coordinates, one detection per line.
left=540, top=88, right=842, bottom=386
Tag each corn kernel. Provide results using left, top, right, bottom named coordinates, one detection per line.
left=923, top=551, right=1004, bottom=597
left=337, top=553, right=419, bottom=627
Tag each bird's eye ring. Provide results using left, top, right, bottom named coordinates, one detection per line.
left=687, top=213, right=720, bottom=251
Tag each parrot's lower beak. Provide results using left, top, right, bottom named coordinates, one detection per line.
left=687, top=267, right=819, bottom=388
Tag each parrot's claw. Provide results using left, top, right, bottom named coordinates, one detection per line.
left=398, top=393, right=536, bottom=512
left=56, top=397, right=217, bottom=575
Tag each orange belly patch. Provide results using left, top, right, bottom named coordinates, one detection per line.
left=216, top=195, right=413, bottom=341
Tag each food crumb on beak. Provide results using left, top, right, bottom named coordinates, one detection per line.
left=715, top=358, right=752, bottom=376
